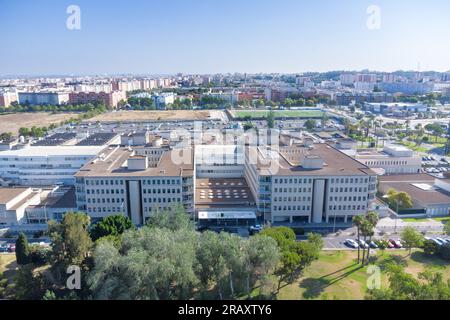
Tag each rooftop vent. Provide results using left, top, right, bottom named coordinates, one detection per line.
left=301, top=155, right=324, bottom=169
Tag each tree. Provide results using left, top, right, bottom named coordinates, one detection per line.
left=444, top=221, right=450, bottom=236
left=386, top=188, right=413, bottom=212
left=14, top=264, right=46, bottom=300
left=321, top=114, right=330, bottom=127
left=425, top=123, right=445, bottom=142
left=365, top=212, right=379, bottom=261
left=146, top=204, right=193, bottom=231
left=48, top=212, right=93, bottom=282
left=259, top=227, right=322, bottom=292
left=366, top=265, right=450, bottom=300
left=242, top=235, right=279, bottom=298
left=353, top=215, right=364, bottom=263
left=0, top=132, right=12, bottom=141
left=266, top=111, right=275, bottom=129
left=423, top=239, right=439, bottom=256
left=89, top=225, right=199, bottom=300
left=304, top=119, right=317, bottom=131
left=15, top=232, right=30, bottom=265
left=90, top=214, right=133, bottom=242
left=400, top=227, right=424, bottom=255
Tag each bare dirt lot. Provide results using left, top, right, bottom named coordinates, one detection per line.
left=89, top=110, right=224, bottom=122
left=0, top=112, right=77, bottom=134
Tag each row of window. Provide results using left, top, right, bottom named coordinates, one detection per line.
left=143, top=188, right=181, bottom=194
left=330, top=177, right=369, bottom=184
left=329, top=196, right=367, bottom=202
left=142, top=179, right=180, bottom=185
left=86, top=179, right=124, bottom=186
left=273, top=196, right=312, bottom=202
left=87, top=198, right=125, bottom=204
left=274, top=178, right=312, bottom=184
left=88, top=207, right=123, bottom=213
left=329, top=205, right=366, bottom=211
left=87, top=189, right=125, bottom=195
left=274, top=187, right=312, bottom=193
left=330, top=187, right=367, bottom=193
left=273, top=205, right=311, bottom=211
left=143, top=197, right=181, bottom=203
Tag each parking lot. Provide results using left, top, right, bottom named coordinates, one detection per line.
left=422, top=155, right=450, bottom=178
left=319, top=235, right=450, bottom=250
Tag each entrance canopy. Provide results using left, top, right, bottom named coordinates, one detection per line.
left=198, top=211, right=256, bottom=220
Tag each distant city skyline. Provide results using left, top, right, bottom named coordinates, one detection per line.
left=1, top=0, right=450, bottom=75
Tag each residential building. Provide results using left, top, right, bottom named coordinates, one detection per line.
left=68, top=90, right=126, bottom=108
left=18, top=92, right=69, bottom=105
left=0, top=91, right=18, bottom=107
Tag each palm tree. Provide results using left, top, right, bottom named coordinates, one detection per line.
left=365, top=212, right=379, bottom=263
left=353, top=215, right=364, bottom=264
left=360, top=220, right=373, bottom=265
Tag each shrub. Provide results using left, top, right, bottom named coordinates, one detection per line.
left=423, top=240, right=439, bottom=256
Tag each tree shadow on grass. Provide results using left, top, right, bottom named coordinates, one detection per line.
left=299, top=263, right=363, bottom=299
left=2, top=260, right=18, bottom=282
left=377, top=254, right=408, bottom=272
left=410, top=251, right=448, bottom=267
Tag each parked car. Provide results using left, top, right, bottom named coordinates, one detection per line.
left=0, top=245, right=8, bottom=253
left=358, top=239, right=369, bottom=249
left=436, top=237, right=448, bottom=244
left=432, top=238, right=446, bottom=246
left=7, top=244, right=16, bottom=252
left=389, top=239, right=402, bottom=248
left=344, top=239, right=359, bottom=249
left=369, top=241, right=378, bottom=249
left=249, top=225, right=263, bottom=235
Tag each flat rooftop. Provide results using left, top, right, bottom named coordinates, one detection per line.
left=255, top=143, right=376, bottom=176
left=379, top=173, right=450, bottom=205
left=195, top=178, right=256, bottom=209
left=75, top=146, right=194, bottom=178
left=0, top=145, right=104, bottom=157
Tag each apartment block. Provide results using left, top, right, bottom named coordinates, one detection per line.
left=68, top=90, right=126, bottom=108
left=0, top=91, right=18, bottom=107
left=18, top=92, right=69, bottom=105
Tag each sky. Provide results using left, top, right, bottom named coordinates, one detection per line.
left=1, top=0, right=450, bottom=75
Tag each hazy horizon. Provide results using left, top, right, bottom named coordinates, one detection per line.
left=1, top=0, right=450, bottom=75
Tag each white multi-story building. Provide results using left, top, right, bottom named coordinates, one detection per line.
left=18, top=92, right=69, bottom=105
left=244, top=142, right=377, bottom=223
left=0, top=145, right=105, bottom=186
left=349, top=145, right=422, bottom=175
left=74, top=146, right=195, bottom=225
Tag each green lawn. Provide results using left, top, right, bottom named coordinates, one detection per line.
left=276, top=250, right=450, bottom=300
left=401, top=217, right=431, bottom=222
left=401, top=217, right=450, bottom=223
left=0, top=254, right=17, bottom=282
left=433, top=217, right=450, bottom=224
left=233, top=110, right=324, bottom=119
